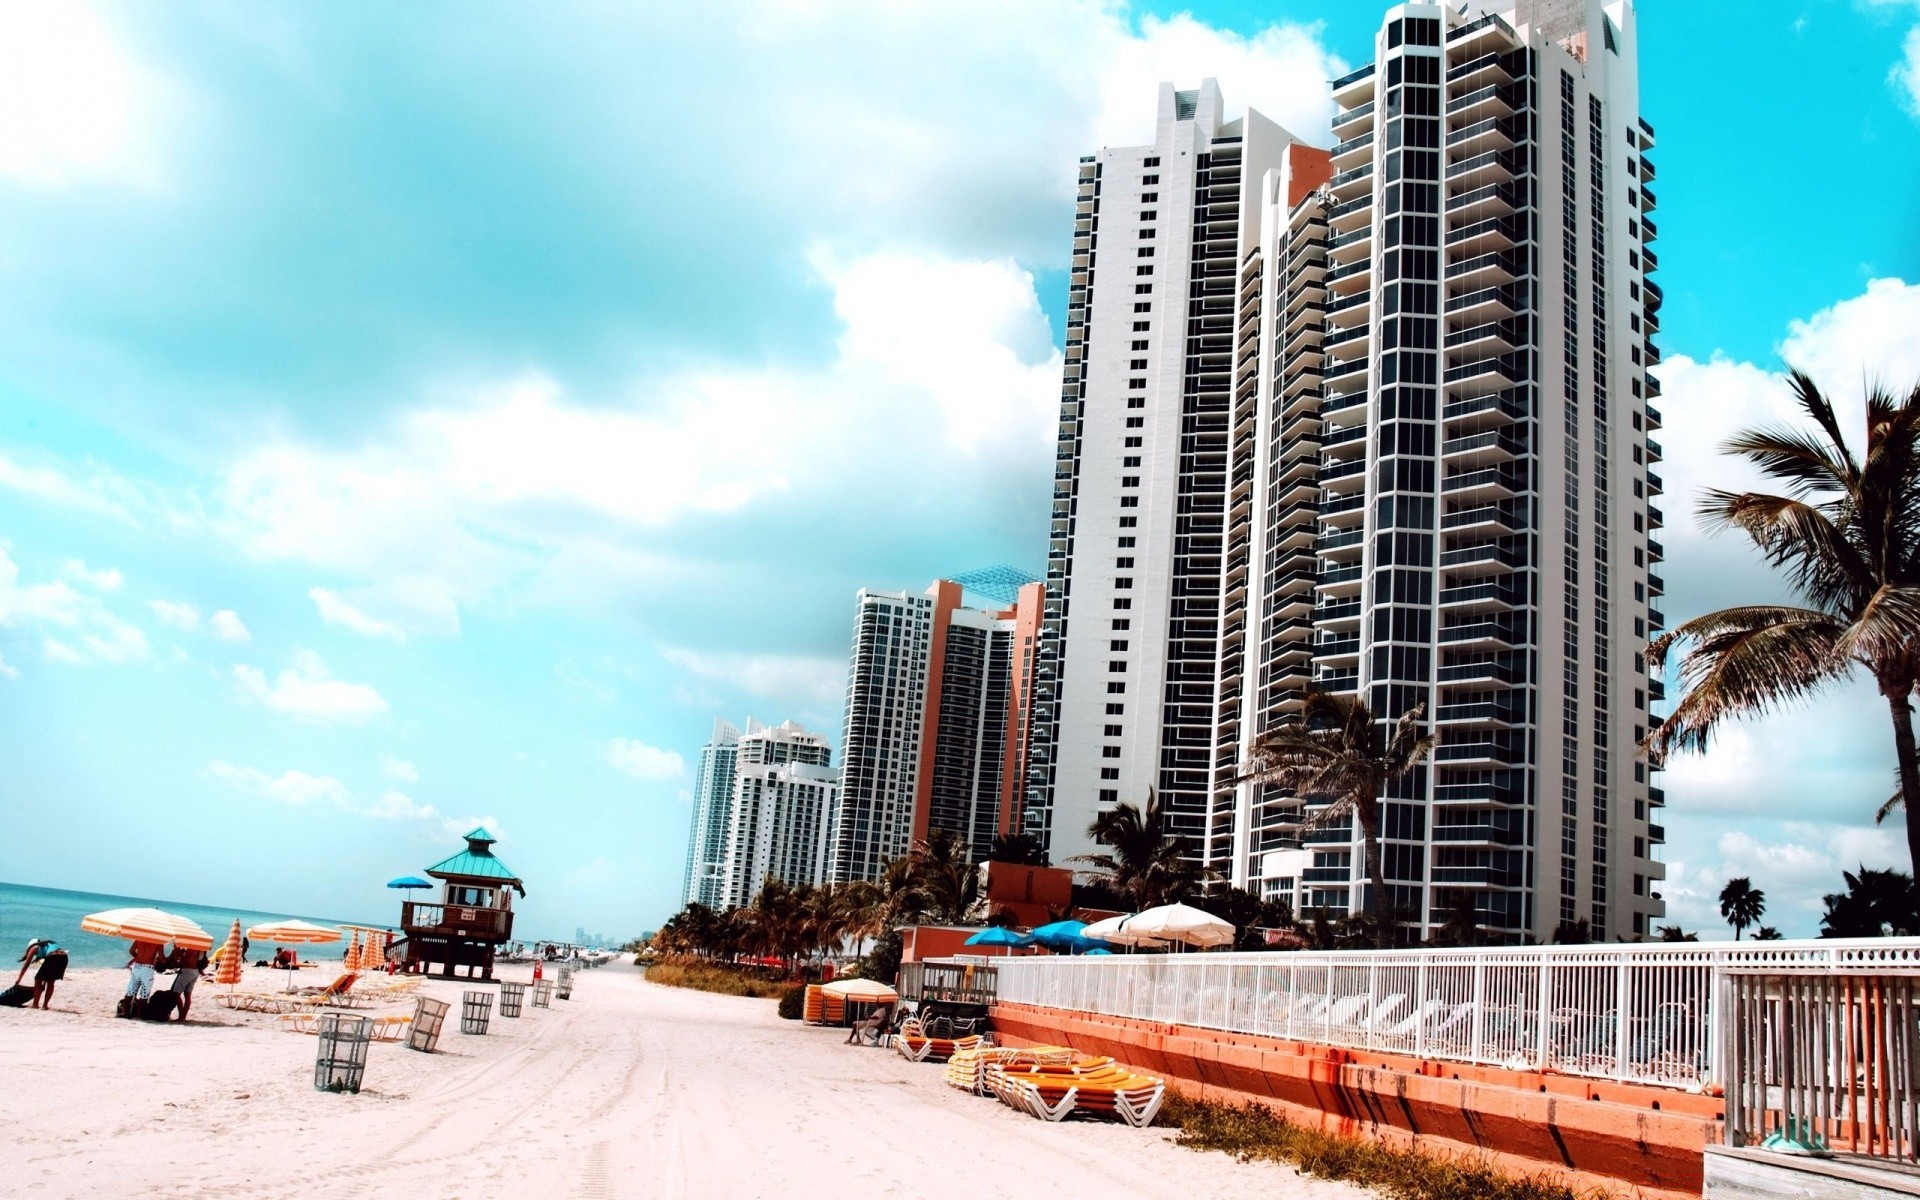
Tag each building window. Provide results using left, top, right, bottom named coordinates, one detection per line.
left=1100, top=767, right=1120, bottom=779
left=1121, top=476, right=1139, bottom=487
left=1115, top=577, right=1132, bottom=588
left=1102, top=746, right=1121, bottom=758
left=1106, top=681, right=1126, bottom=693
left=1109, top=639, right=1129, bottom=651
left=1136, top=266, right=1152, bottom=276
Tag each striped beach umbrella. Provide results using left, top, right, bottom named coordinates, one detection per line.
left=81, top=907, right=215, bottom=951
left=213, top=920, right=245, bottom=986
left=345, top=932, right=364, bottom=971
left=246, top=919, right=342, bottom=946
left=363, top=931, right=386, bottom=971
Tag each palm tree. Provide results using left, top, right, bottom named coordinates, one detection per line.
left=1071, top=792, right=1207, bottom=909
left=1235, top=689, right=1433, bottom=943
left=1718, top=877, right=1766, bottom=940
left=1752, top=926, right=1784, bottom=941
left=1820, top=866, right=1920, bottom=937
left=909, top=828, right=980, bottom=924
left=988, top=832, right=1050, bottom=866
left=1644, top=373, right=1920, bottom=876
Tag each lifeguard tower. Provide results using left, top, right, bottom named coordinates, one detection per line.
left=398, top=826, right=524, bottom=980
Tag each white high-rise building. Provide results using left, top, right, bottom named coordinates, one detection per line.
left=682, top=717, right=836, bottom=911
left=830, top=575, right=1044, bottom=884
left=1031, top=80, right=1315, bottom=876
left=1035, top=0, right=1666, bottom=943
left=682, top=717, right=742, bottom=909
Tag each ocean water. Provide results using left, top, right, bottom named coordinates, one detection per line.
left=0, top=881, right=388, bottom=970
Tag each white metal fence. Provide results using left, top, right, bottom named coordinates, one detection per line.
left=993, top=939, right=1920, bottom=1089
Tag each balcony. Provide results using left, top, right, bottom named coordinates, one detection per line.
left=1447, top=51, right=1516, bottom=89
left=1441, top=501, right=1525, bottom=535
left=1446, top=148, right=1526, bottom=189
left=1444, top=353, right=1526, bottom=397
left=1332, top=63, right=1376, bottom=105
left=1446, top=181, right=1524, bottom=223
left=1331, top=131, right=1375, bottom=169
left=1328, top=192, right=1374, bottom=234
left=1314, top=598, right=1362, bottom=627
left=402, top=901, right=515, bottom=943
left=1432, top=822, right=1524, bottom=846
left=1439, top=579, right=1526, bottom=612
left=1441, top=463, right=1525, bottom=501
left=1332, top=99, right=1375, bottom=137
left=1316, top=635, right=1361, bottom=661
left=1439, top=539, right=1524, bottom=574
left=1439, top=617, right=1524, bottom=648
left=1450, top=249, right=1525, bottom=290
left=1446, top=83, right=1516, bottom=122
left=1443, top=388, right=1528, bottom=428
left=1447, top=11, right=1519, bottom=55
left=1316, top=669, right=1360, bottom=695
left=1446, top=214, right=1527, bottom=255
left=1444, top=319, right=1525, bottom=356
left=1441, top=426, right=1526, bottom=466
left=1437, top=657, right=1521, bottom=685
left=1446, top=116, right=1518, bottom=155
left=1434, top=698, right=1523, bottom=727
left=1328, top=162, right=1375, bottom=201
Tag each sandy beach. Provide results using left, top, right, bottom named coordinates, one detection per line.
left=0, top=960, right=1371, bottom=1200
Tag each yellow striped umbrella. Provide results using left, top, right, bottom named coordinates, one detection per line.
left=347, top=932, right=365, bottom=971
left=363, top=931, right=386, bottom=971
left=81, top=907, right=214, bottom=952
left=213, top=919, right=245, bottom=986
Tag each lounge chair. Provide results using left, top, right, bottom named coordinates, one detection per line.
left=987, top=1055, right=1167, bottom=1128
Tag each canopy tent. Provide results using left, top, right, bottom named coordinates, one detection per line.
left=245, top=919, right=343, bottom=945
left=1126, top=903, right=1235, bottom=949
left=1080, top=914, right=1165, bottom=949
left=79, top=907, right=214, bottom=952
left=820, top=977, right=897, bottom=1002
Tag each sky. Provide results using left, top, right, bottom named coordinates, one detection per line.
left=0, top=1, right=1917, bottom=942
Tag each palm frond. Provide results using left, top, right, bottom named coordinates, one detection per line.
left=1645, top=611, right=1848, bottom=762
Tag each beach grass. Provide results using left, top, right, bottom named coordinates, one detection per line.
left=642, top=959, right=793, bottom=999
left=1162, top=1095, right=1608, bottom=1200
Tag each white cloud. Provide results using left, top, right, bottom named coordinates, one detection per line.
left=206, top=760, right=448, bottom=825
left=61, top=559, right=122, bottom=590
left=208, top=609, right=250, bottom=641
left=1894, top=25, right=1920, bottom=113
left=150, top=599, right=201, bottom=631
left=0, top=546, right=149, bottom=666
left=1651, top=277, right=1920, bottom=936
left=380, top=754, right=419, bottom=783
left=0, top=4, right=172, bottom=189
left=0, top=650, right=17, bottom=680
left=233, top=650, right=388, bottom=724
left=205, top=760, right=351, bottom=807
left=309, top=586, right=408, bottom=641
left=663, top=646, right=847, bottom=709
left=605, top=738, right=685, bottom=781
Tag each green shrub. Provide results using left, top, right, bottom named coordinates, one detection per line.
left=775, top=983, right=807, bottom=1020
left=1163, top=1096, right=1606, bottom=1200
left=643, top=959, right=792, bottom=999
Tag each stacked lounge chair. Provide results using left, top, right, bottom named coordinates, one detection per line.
left=984, top=1054, right=1167, bottom=1128
left=801, top=984, right=847, bottom=1026
left=943, top=1043, right=1076, bottom=1095
left=890, top=1017, right=987, bottom=1063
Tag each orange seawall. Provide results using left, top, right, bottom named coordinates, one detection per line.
left=992, top=1002, right=1723, bottom=1200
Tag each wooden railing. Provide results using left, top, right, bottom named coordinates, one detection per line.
left=1721, top=969, right=1920, bottom=1161
left=899, top=960, right=999, bottom=1007
left=401, top=901, right=513, bottom=942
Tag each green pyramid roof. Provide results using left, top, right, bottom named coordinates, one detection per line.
left=426, top=827, right=525, bottom=894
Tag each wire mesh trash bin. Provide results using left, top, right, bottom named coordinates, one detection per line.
left=314, top=1013, right=372, bottom=1094
left=499, top=980, right=525, bottom=1018
left=461, top=989, right=493, bottom=1034
left=557, top=967, right=574, bottom=1000
left=408, top=996, right=450, bottom=1053
left=532, top=979, right=555, bottom=1008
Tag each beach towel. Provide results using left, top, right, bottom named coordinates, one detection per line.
left=0, top=984, right=31, bottom=1007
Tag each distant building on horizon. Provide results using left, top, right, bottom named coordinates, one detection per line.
left=681, top=717, right=836, bottom=910
left=828, top=571, right=1045, bottom=884
left=1031, top=0, right=1667, bottom=944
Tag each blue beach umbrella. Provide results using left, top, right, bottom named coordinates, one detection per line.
left=386, top=876, right=432, bottom=890
left=963, top=926, right=1034, bottom=954
left=1030, top=919, right=1112, bottom=954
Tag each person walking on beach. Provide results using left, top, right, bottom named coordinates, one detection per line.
left=124, top=939, right=163, bottom=1014
left=14, top=939, right=69, bottom=1009
left=168, top=947, right=207, bottom=1022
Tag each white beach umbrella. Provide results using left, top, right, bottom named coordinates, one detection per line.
left=1080, top=914, right=1166, bottom=948
left=1126, top=903, right=1235, bottom=949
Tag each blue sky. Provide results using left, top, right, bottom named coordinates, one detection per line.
left=1, top=1, right=1917, bottom=940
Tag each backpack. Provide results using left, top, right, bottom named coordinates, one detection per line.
left=140, top=992, right=180, bottom=1022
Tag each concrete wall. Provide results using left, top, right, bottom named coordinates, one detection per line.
left=994, top=1000, right=1721, bottom=1199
